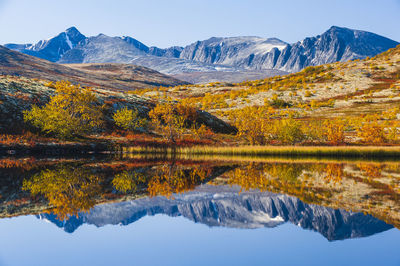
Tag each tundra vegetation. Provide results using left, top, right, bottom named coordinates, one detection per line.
left=1, top=44, right=400, bottom=153
left=125, top=45, right=400, bottom=148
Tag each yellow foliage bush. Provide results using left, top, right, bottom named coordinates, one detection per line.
left=113, top=107, right=147, bottom=131
left=357, top=117, right=386, bottom=144
left=23, top=81, right=104, bottom=139
left=324, top=118, right=346, bottom=145
left=275, top=119, right=305, bottom=144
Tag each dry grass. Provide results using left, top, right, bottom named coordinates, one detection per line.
left=123, top=145, right=400, bottom=159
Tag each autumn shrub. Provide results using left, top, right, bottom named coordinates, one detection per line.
left=302, top=120, right=325, bottom=142
left=357, top=117, right=386, bottom=144
left=23, top=81, right=104, bottom=139
left=386, top=121, right=399, bottom=143
left=149, top=100, right=187, bottom=143
left=231, top=106, right=269, bottom=145
left=304, top=90, right=313, bottom=97
left=113, top=107, right=148, bottom=131
left=176, top=102, right=198, bottom=122
left=191, top=124, right=213, bottom=140
left=323, top=118, right=346, bottom=145
left=267, top=97, right=292, bottom=108
left=275, top=119, right=305, bottom=144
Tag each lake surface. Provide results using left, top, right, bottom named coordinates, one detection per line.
left=0, top=156, right=399, bottom=266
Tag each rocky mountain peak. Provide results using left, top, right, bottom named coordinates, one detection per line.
left=64, top=26, right=86, bottom=43
left=4, top=26, right=398, bottom=77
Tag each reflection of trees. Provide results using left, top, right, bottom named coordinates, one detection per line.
left=324, top=164, right=344, bottom=184
left=228, top=162, right=346, bottom=190
left=228, top=163, right=269, bottom=192
left=357, top=163, right=383, bottom=178
left=266, top=163, right=305, bottom=181
left=227, top=163, right=331, bottom=203
left=112, top=164, right=209, bottom=198
left=228, top=163, right=307, bottom=192
left=148, top=166, right=208, bottom=198
left=21, top=162, right=216, bottom=220
left=112, top=171, right=147, bottom=193
left=22, top=166, right=101, bottom=220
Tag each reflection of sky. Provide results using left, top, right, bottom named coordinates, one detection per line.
left=0, top=215, right=399, bottom=266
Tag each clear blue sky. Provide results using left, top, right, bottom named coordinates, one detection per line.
left=0, top=0, right=399, bottom=48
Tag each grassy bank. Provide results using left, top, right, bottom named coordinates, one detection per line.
left=122, top=145, right=400, bottom=159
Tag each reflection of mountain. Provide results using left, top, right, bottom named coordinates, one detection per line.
left=38, top=185, right=393, bottom=241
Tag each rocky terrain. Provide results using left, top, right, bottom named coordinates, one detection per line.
left=37, top=185, right=393, bottom=241
left=5, top=26, right=397, bottom=82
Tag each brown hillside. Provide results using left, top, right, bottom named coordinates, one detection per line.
left=0, top=45, right=188, bottom=91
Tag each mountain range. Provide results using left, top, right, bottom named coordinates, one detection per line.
left=38, top=185, right=393, bottom=241
left=4, top=26, right=398, bottom=82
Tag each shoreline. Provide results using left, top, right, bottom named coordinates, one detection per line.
left=123, top=145, right=400, bottom=159
left=2, top=143, right=400, bottom=159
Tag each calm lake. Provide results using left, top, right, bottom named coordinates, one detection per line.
left=0, top=155, right=399, bottom=266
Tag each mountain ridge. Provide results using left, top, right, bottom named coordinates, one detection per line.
left=5, top=26, right=398, bottom=76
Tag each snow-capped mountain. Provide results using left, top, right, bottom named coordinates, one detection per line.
left=56, top=33, right=242, bottom=74
left=6, top=27, right=85, bottom=62
left=58, top=33, right=148, bottom=64
left=178, top=36, right=288, bottom=67
left=5, top=26, right=398, bottom=76
left=178, top=26, right=399, bottom=72
left=38, top=185, right=393, bottom=241
left=270, top=26, right=400, bottom=72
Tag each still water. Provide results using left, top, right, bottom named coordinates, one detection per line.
left=0, top=156, right=399, bottom=266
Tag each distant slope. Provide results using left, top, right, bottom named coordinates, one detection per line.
left=0, top=45, right=188, bottom=91
left=173, top=69, right=288, bottom=84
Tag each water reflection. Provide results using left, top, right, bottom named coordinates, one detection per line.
left=38, top=185, right=393, bottom=241
left=0, top=156, right=399, bottom=239
left=23, top=166, right=101, bottom=220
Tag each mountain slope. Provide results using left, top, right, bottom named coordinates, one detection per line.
left=38, top=185, right=393, bottom=240
left=58, top=34, right=148, bottom=64
left=178, top=36, right=288, bottom=67
left=180, top=26, right=399, bottom=72
left=57, top=33, right=244, bottom=74
left=273, top=26, right=400, bottom=72
left=5, top=27, right=85, bottom=62
left=173, top=69, right=288, bottom=84
left=0, top=45, right=188, bottom=91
